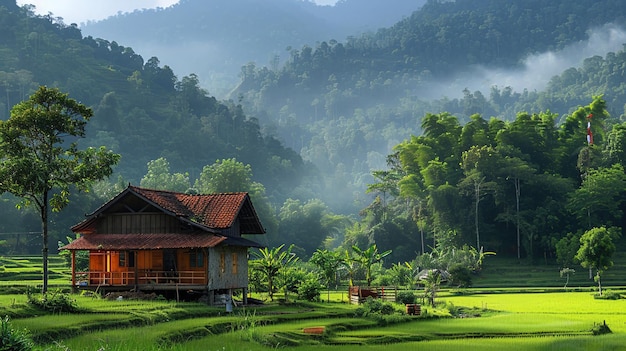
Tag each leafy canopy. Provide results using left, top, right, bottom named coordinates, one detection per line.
left=0, top=86, right=120, bottom=211
left=0, top=86, right=120, bottom=292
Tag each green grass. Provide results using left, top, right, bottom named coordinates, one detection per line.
left=473, top=251, right=626, bottom=288
left=1, top=255, right=625, bottom=350
left=6, top=289, right=621, bottom=350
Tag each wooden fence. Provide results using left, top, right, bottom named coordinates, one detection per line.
left=348, top=286, right=397, bottom=305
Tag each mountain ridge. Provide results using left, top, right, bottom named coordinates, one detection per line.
left=80, top=0, right=425, bottom=97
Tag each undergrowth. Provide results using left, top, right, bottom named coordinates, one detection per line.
left=26, top=289, right=79, bottom=313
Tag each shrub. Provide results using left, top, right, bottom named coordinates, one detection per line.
left=591, top=321, right=612, bottom=335
left=27, top=289, right=78, bottom=313
left=593, top=290, right=622, bottom=300
left=0, top=315, right=33, bottom=351
left=297, top=276, right=322, bottom=302
left=396, top=291, right=416, bottom=304
left=448, top=265, right=472, bottom=288
left=355, top=298, right=395, bottom=317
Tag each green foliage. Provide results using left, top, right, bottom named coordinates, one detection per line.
left=0, top=6, right=315, bottom=255
left=233, top=0, right=626, bottom=212
left=555, top=233, right=581, bottom=268
left=310, top=249, right=344, bottom=301
left=575, top=226, right=620, bottom=295
left=591, top=321, right=612, bottom=335
left=26, top=289, right=78, bottom=313
left=354, top=298, right=396, bottom=317
left=423, top=270, right=442, bottom=307
left=296, top=275, right=322, bottom=302
left=0, top=315, right=33, bottom=351
left=0, top=86, right=120, bottom=211
left=396, top=291, right=416, bottom=305
left=593, top=290, right=622, bottom=300
left=58, top=235, right=88, bottom=271
left=6, top=0, right=626, bottom=274
left=251, top=245, right=299, bottom=301
left=194, top=158, right=278, bottom=242
left=0, top=86, right=120, bottom=292
left=448, top=265, right=472, bottom=288
left=351, top=244, right=392, bottom=286
left=567, top=165, right=626, bottom=228
left=386, top=262, right=413, bottom=288
left=278, top=199, right=330, bottom=257
left=415, top=245, right=493, bottom=273
left=140, top=157, right=190, bottom=192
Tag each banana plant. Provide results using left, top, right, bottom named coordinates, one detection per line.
left=351, top=244, right=392, bottom=286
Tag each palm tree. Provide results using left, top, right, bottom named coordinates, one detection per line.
left=351, top=244, right=392, bottom=286
left=310, top=249, right=343, bottom=302
left=423, top=270, right=441, bottom=307
left=251, top=244, right=298, bottom=301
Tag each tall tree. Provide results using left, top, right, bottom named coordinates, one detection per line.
left=195, top=158, right=277, bottom=243
left=575, top=226, right=619, bottom=296
left=140, top=157, right=190, bottom=192
left=0, top=86, right=120, bottom=292
left=498, top=149, right=536, bottom=260
left=460, top=145, right=500, bottom=250
left=278, top=198, right=330, bottom=257
left=567, top=164, right=626, bottom=229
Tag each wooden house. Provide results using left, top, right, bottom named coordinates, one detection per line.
left=60, top=185, right=265, bottom=304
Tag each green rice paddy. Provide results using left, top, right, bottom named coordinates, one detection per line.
left=0, top=255, right=624, bottom=350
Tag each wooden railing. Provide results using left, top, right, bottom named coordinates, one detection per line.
left=348, top=286, right=397, bottom=304
left=75, top=271, right=207, bottom=286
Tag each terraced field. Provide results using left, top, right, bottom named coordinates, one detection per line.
left=0, top=255, right=624, bottom=350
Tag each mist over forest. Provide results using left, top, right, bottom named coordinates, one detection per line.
left=2, top=0, right=626, bottom=264
left=81, top=0, right=425, bottom=98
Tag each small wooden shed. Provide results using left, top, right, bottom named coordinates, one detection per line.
left=60, top=185, right=265, bottom=304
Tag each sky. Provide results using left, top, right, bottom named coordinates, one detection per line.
left=16, top=0, right=339, bottom=25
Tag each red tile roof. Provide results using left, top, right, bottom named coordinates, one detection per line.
left=60, top=232, right=264, bottom=251
left=71, top=186, right=265, bottom=235
left=131, top=186, right=249, bottom=229
left=61, top=233, right=227, bottom=250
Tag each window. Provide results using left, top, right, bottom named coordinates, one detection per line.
left=231, top=253, right=238, bottom=274
left=119, top=251, right=135, bottom=268
left=220, top=252, right=225, bottom=274
left=189, top=250, right=204, bottom=268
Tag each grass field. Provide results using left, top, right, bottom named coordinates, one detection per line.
left=1, top=254, right=625, bottom=350
left=0, top=288, right=622, bottom=350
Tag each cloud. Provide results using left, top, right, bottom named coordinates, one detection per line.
left=456, top=24, right=626, bottom=97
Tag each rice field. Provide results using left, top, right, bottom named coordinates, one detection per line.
left=1, top=255, right=625, bottom=350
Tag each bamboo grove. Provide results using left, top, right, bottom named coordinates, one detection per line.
left=361, top=96, right=625, bottom=265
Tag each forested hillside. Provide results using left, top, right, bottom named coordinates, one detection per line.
left=0, top=0, right=317, bottom=251
left=2, top=0, right=626, bottom=266
left=81, top=0, right=425, bottom=97
left=233, top=0, right=626, bottom=213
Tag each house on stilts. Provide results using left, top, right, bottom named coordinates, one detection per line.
left=60, top=185, right=265, bottom=304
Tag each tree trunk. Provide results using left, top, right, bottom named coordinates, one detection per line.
left=41, top=190, right=49, bottom=294
left=268, top=276, right=274, bottom=301
left=515, top=178, right=521, bottom=261
left=418, top=202, right=425, bottom=255
left=474, top=180, right=481, bottom=249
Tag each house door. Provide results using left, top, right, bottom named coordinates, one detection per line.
left=164, top=249, right=177, bottom=273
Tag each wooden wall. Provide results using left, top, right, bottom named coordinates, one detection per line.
left=97, top=213, right=179, bottom=234
left=207, top=246, right=249, bottom=290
